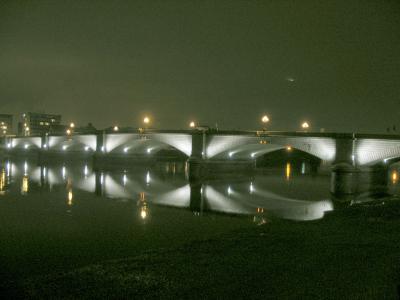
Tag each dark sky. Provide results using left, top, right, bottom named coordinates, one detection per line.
left=1, top=0, right=399, bottom=133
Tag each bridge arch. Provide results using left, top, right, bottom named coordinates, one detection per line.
left=47, top=135, right=97, bottom=152
left=204, top=134, right=336, bottom=162
left=355, top=139, right=400, bottom=166
left=104, top=133, right=192, bottom=157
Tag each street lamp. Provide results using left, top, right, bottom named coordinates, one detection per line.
left=301, top=122, right=310, bottom=131
left=70, top=122, right=75, bottom=128
left=261, top=115, right=269, bottom=123
left=143, top=117, right=150, bottom=125
left=189, top=121, right=196, bottom=128
left=66, top=129, right=71, bottom=135
left=261, top=115, right=269, bottom=131
left=113, top=125, right=119, bottom=132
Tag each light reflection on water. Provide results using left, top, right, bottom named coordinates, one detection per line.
left=1, top=159, right=400, bottom=223
left=0, top=159, right=337, bottom=222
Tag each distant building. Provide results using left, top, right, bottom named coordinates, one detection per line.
left=18, top=112, right=62, bottom=136
left=0, top=114, right=13, bottom=136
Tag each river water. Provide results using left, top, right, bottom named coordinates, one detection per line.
left=0, top=157, right=399, bottom=283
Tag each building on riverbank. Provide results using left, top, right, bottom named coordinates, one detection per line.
left=0, top=114, right=13, bottom=136
left=18, top=112, right=62, bottom=136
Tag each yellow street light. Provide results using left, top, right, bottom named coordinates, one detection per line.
left=70, top=122, right=75, bottom=128
left=66, top=129, right=71, bottom=135
left=143, top=117, right=150, bottom=124
left=261, top=115, right=269, bottom=124
left=189, top=121, right=196, bottom=128
left=113, top=125, right=119, bottom=132
left=301, top=122, right=310, bottom=130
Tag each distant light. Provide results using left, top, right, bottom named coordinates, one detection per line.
left=123, top=147, right=128, bottom=153
left=392, top=171, right=398, bottom=184
left=24, top=144, right=29, bottom=149
left=228, top=151, right=234, bottom=158
left=286, top=162, right=291, bottom=180
left=84, top=146, right=90, bottom=151
left=286, top=77, right=295, bottom=82
left=62, top=166, right=66, bottom=179
left=189, top=121, right=196, bottom=128
left=261, top=115, right=269, bottom=123
left=66, top=129, right=71, bottom=135
left=249, top=182, right=254, bottom=193
left=251, top=152, right=256, bottom=158
left=143, top=117, right=150, bottom=124
left=43, top=144, right=47, bottom=149
left=383, top=158, right=388, bottom=163
left=70, top=122, right=75, bottom=128
left=6, top=143, right=11, bottom=148
left=84, top=165, right=89, bottom=176
left=227, top=186, right=232, bottom=195
left=123, top=174, right=127, bottom=186
left=140, top=209, right=147, bottom=219
left=146, top=171, right=151, bottom=185
left=301, top=122, right=310, bottom=129
left=147, top=148, right=152, bottom=154
left=101, top=146, right=105, bottom=152
left=62, top=145, right=67, bottom=151
left=286, top=146, right=292, bottom=151
left=113, top=126, right=119, bottom=132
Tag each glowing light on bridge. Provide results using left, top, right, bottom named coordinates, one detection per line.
left=286, top=146, right=292, bottom=151
left=301, top=122, right=310, bottom=130
left=261, top=115, right=269, bottom=123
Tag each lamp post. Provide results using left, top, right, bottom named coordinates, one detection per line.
left=261, top=115, right=269, bottom=131
left=189, top=121, right=196, bottom=128
left=301, top=121, right=310, bottom=132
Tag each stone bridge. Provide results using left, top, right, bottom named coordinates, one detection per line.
left=2, top=129, right=400, bottom=194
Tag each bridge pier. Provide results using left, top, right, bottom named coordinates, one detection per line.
left=330, top=136, right=390, bottom=196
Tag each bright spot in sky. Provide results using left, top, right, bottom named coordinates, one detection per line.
left=286, top=77, right=295, bottom=82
